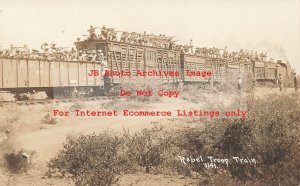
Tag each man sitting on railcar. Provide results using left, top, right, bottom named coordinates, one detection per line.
left=30, top=49, right=41, bottom=59
left=96, top=49, right=104, bottom=62
left=120, top=32, right=128, bottom=43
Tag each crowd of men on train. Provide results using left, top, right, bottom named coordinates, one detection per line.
left=0, top=43, right=104, bottom=62
left=0, top=25, right=280, bottom=63
left=0, top=43, right=272, bottom=64
left=85, top=25, right=273, bottom=63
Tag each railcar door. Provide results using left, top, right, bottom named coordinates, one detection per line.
left=40, top=60, right=51, bottom=87
left=17, top=59, right=28, bottom=87
left=79, top=62, right=87, bottom=86
left=69, top=62, right=79, bottom=86
left=28, top=60, right=40, bottom=87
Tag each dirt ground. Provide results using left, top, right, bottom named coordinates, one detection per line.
left=0, top=87, right=298, bottom=186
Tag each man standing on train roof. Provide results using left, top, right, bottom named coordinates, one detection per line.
left=40, top=42, right=49, bottom=52
left=294, top=73, right=298, bottom=91
left=222, top=46, right=228, bottom=58
left=189, top=39, right=194, bottom=54
left=88, top=25, right=97, bottom=40
left=278, top=73, right=283, bottom=91
left=100, top=25, right=108, bottom=40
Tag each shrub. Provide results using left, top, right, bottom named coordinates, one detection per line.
left=46, top=94, right=300, bottom=185
left=245, top=94, right=300, bottom=185
left=123, top=125, right=171, bottom=173
left=42, top=114, right=57, bottom=125
left=47, top=133, right=124, bottom=186
left=3, top=150, right=33, bottom=174
left=68, top=102, right=84, bottom=112
left=175, top=94, right=300, bottom=185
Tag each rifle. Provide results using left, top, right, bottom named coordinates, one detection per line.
left=57, top=47, right=71, bottom=49
left=11, top=47, right=23, bottom=49
left=87, top=27, right=100, bottom=31
left=107, top=28, right=116, bottom=31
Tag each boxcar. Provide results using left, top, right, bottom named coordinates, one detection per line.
left=264, top=62, right=277, bottom=81
left=76, top=40, right=181, bottom=86
left=180, top=54, right=212, bottom=83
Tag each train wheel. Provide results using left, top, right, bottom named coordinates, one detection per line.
left=63, top=88, right=78, bottom=98
left=63, top=89, right=71, bottom=97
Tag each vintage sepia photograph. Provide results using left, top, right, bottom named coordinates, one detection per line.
left=0, top=0, right=299, bottom=185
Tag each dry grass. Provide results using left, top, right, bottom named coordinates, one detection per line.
left=47, top=93, right=300, bottom=185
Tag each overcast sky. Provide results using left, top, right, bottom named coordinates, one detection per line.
left=0, top=0, right=299, bottom=73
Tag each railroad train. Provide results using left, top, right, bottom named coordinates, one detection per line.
left=0, top=37, right=295, bottom=98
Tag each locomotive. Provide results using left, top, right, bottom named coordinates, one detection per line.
left=0, top=30, right=295, bottom=98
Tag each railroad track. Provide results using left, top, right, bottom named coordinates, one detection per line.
left=0, top=96, right=112, bottom=106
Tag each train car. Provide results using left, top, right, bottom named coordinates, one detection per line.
left=180, top=54, right=231, bottom=84
left=180, top=54, right=212, bottom=83
left=253, top=61, right=265, bottom=81
left=76, top=40, right=181, bottom=87
left=0, top=58, right=103, bottom=98
left=264, top=61, right=277, bottom=82
left=1, top=25, right=296, bottom=99
left=277, top=61, right=291, bottom=85
left=226, top=60, right=241, bottom=83
left=180, top=53, right=256, bottom=85
left=278, top=60, right=295, bottom=85
left=206, top=57, right=226, bottom=82
left=252, top=59, right=296, bottom=86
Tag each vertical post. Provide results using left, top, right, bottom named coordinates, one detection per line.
left=143, top=47, right=146, bottom=73
left=67, top=61, right=70, bottom=86
left=49, top=61, right=51, bottom=87
left=16, top=59, right=19, bottom=88
left=77, top=62, right=79, bottom=86
left=26, top=59, right=29, bottom=87
left=59, top=61, right=61, bottom=86
left=263, top=61, right=266, bottom=80
left=1, top=59, right=4, bottom=88
left=86, top=62, right=88, bottom=85
left=39, top=60, right=41, bottom=87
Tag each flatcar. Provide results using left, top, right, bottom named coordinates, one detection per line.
left=0, top=58, right=103, bottom=98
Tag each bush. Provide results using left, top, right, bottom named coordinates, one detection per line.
left=47, top=133, right=125, bottom=186
left=3, top=150, right=32, bottom=174
left=42, top=114, right=57, bottom=125
left=123, top=125, right=171, bottom=173
left=245, top=94, right=300, bottom=185
left=46, top=94, right=300, bottom=185
left=68, top=102, right=84, bottom=112
left=175, top=94, right=300, bottom=185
